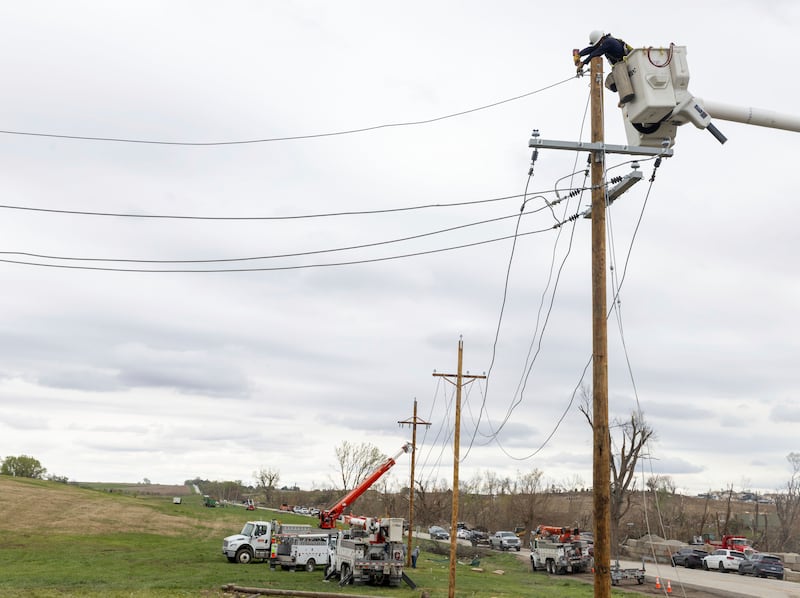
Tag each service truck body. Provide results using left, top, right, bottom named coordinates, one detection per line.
left=530, top=538, right=593, bottom=574
left=272, top=533, right=331, bottom=571
left=222, top=520, right=313, bottom=564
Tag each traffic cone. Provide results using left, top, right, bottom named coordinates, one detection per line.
left=655, top=576, right=661, bottom=589
left=666, top=580, right=672, bottom=594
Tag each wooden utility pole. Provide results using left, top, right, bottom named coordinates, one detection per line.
left=433, top=338, right=485, bottom=598
left=590, top=55, right=612, bottom=598
left=398, top=399, right=431, bottom=567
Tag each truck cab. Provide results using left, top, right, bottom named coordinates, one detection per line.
left=222, top=520, right=273, bottom=564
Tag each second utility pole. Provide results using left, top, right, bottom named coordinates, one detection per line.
left=433, top=338, right=485, bottom=598
left=590, top=55, right=611, bottom=598
left=398, top=399, right=431, bottom=567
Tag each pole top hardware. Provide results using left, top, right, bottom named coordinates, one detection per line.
left=528, top=135, right=673, bottom=158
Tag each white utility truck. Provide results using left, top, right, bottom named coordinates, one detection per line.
left=222, top=520, right=313, bottom=564
left=530, top=538, right=593, bottom=574
left=325, top=516, right=406, bottom=587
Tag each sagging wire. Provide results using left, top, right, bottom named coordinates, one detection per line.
left=461, top=142, right=544, bottom=461
left=464, top=80, right=593, bottom=460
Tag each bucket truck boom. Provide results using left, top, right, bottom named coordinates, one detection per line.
left=319, top=442, right=412, bottom=529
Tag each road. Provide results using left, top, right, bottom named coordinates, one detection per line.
left=509, top=546, right=800, bottom=598
left=614, top=559, right=800, bottom=598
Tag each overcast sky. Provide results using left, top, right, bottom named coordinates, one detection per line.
left=0, top=1, right=798, bottom=501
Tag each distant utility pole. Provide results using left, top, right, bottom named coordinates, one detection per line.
left=398, top=399, right=431, bottom=567
left=433, top=338, right=486, bottom=598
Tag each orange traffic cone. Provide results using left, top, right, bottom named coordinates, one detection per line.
left=666, top=580, right=672, bottom=594
left=655, top=576, right=661, bottom=589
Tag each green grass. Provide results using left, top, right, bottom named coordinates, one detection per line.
left=0, top=478, right=632, bottom=597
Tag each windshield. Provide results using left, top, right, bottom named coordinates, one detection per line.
left=241, top=523, right=255, bottom=536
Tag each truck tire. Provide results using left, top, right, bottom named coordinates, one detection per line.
left=305, top=559, right=316, bottom=572
left=236, top=548, right=254, bottom=564
left=338, top=563, right=352, bottom=586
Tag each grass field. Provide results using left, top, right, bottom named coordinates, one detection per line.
left=0, top=475, right=633, bottom=597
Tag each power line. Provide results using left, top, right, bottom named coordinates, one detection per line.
left=0, top=225, right=553, bottom=273
left=0, top=189, right=583, bottom=221
left=463, top=90, right=594, bottom=459
left=0, top=211, right=542, bottom=265
left=0, top=78, right=575, bottom=147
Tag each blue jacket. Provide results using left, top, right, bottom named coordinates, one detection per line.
left=579, top=35, right=629, bottom=65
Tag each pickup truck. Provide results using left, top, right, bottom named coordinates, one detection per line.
left=490, top=531, right=521, bottom=551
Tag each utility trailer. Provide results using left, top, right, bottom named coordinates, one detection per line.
left=610, top=559, right=645, bottom=586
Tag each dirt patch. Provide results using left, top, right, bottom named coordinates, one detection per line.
left=0, top=477, right=211, bottom=536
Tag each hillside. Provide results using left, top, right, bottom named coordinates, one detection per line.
left=0, top=476, right=230, bottom=537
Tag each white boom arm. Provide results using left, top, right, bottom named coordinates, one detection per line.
left=701, top=100, right=800, bottom=134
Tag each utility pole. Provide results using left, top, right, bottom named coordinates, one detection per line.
left=526, top=52, right=673, bottom=598
left=398, top=399, right=431, bottom=567
left=589, top=54, right=612, bottom=598
left=433, top=338, right=486, bottom=598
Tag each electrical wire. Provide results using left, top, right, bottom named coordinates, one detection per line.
left=461, top=174, right=535, bottom=460
left=0, top=223, right=555, bottom=273
left=0, top=77, right=576, bottom=147
left=0, top=189, right=589, bottom=221
left=463, top=84, right=593, bottom=460
left=0, top=210, right=551, bottom=265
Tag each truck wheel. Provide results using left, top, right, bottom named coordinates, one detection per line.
left=236, top=549, right=253, bottom=564
left=305, top=559, right=316, bottom=572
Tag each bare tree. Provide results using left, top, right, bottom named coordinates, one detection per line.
left=508, top=468, right=549, bottom=542
left=414, top=477, right=451, bottom=525
left=579, top=386, right=655, bottom=548
left=716, top=484, right=735, bottom=539
left=332, top=441, right=386, bottom=491
left=775, top=452, right=800, bottom=551
left=254, top=467, right=281, bottom=504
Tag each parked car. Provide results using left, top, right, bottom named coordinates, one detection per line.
left=456, top=528, right=471, bottom=540
left=671, top=547, right=708, bottom=569
left=428, top=526, right=450, bottom=540
left=702, top=549, right=747, bottom=572
left=738, top=553, right=784, bottom=580
left=490, top=531, right=521, bottom=551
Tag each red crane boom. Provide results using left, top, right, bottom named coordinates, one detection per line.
left=319, top=443, right=411, bottom=529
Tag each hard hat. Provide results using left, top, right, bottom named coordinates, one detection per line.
left=589, top=30, right=605, bottom=45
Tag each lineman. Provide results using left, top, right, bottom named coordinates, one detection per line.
left=575, top=30, right=634, bottom=106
